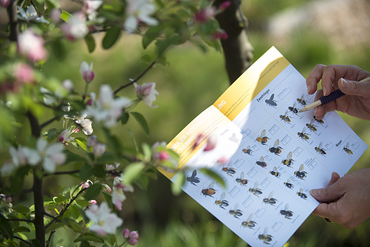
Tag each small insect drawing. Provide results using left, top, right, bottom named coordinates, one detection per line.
left=306, top=119, right=318, bottom=132
left=288, top=102, right=299, bottom=115
left=315, top=142, right=326, bottom=156
left=269, top=166, right=281, bottom=178
left=265, top=94, right=277, bottom=107
left=236, top=172, right=248, bottom=186
left=222, top=164, right=236, bottom=176
left=294, top=164, right=307, bottom=180
left=256, top=129, right=269, bottom=145
left=280, top=204, right=293, bottom=219
left=201, top=182, right=216, bottom=197
left=258, top=227, right=273, bottom=245
left=229, top=203, right=243, bottom=219
left=215, top=192, right=229, bottom=209
left=284, top=179, right=294, bottom=189
left=249, top=181, right=263, bottom=197
left=297, top=94, right=307, bottom=106
left=343, top=142, right=353, bottom=155
left=256, top=156, right=267, bottom=168
left=241, top=213, right=257, bottom=229
left=186, top=170, right=200, bottom=186
left=263, top=191, right=277, bottom=206
left=282, top=151, right=294, bottom=167
left=297, top=127, right=310, bottom=141
left=313, top=115, right=324, bottom=124
left=242, top=146, right=253, bottom=155
left=229, top=133, right=239, bottom=143
left=297, top=188, right=307, bottom=199
left=269, top=139, right=283, bottom=155
left=280, top=111, right=292, bottom=124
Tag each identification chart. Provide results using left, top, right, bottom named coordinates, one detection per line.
left=159, top=47, right=368, bottom=246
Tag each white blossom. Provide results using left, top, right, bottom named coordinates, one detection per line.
left=17, top=5, right=50, bottom=24
left=134, top=82, right=159, bottom=108
left=124, top=0, right=158, bottom=34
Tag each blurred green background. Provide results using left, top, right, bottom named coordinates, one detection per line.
left=3, top=0, right=370, bottom=246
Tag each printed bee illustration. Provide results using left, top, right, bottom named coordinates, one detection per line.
left=229, top=203, right=243, bottom=219
left=306, top=119, right=318, bottom=132
left=215, top=192, right=229, bottom=209
left=269, top=139, right=283, bottom=155
left=249, top=181, right=263, bottom=197
left=256, top=129, right=269, bottom=145
left=242, top=146, right=253, bottom=155
left=280, top=204, right=293, bottom=219
left=279, top=111, right=292, bottom=124
left=288, top=102, right=299, bottom=115
left=269, top=167, right=281, bottom=178
left=236, top=172, right=248, bottom=186
left=294, top=164, right=307, bottom=180
left=297, top=188, right=307, bottom=199
left=284, top=179, right=294, bottom=189
left=297, top=127, right=309, bottom=141
left=265, top=94, right=277, bottom=107
left=297, top=94, right=307, bottom=106
left=222, top=164, right=236, bottom=176
left=256, top=156, right=267, bottom=168
left=313, top=115, right=324, bottom=124
left=343, top=142, right=353, bottom=155
left=315, top=142, right=326, bottom=156
left=258, top=227, right=273, bottom=245
left=241, top=213, right=257, bottom=229
left=201, top=182, right=216, bottom=197
left=186, top=170, right=200, bottom=186
left=263, top=191, right=278, bottom=206
left=282, top=151, right=294, bottom=167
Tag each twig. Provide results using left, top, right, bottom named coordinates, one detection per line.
left=44, top=212, right=60, bottom=221
left=6, top=218, right=34, bottom=223
left=113, top=60, right=157, bottom=95
left=14, top=236, right=31, bottom=245
left=45, top=188, right=87, bottom=229
left=6, top=0, right=18, bottom=42
left=44, top=170, right=80, bottom=177
left=46, top=231, right=56, bottom=247
left=40, top=116, right=59, bottom=128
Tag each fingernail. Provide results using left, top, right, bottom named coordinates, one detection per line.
left=307, top=85, right=311, bottom=94
left=323, top=87, right=327, bottom=96
left=314, top=108, right=317, bottom=116
left=310, top=189, right=320, bottom=197
left=340, top=78, right=349, bottom=89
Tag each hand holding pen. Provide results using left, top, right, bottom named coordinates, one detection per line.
left=305, top=64, right=370, bottom=121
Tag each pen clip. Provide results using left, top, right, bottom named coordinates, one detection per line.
left=319, top=89, right=345, bottom=105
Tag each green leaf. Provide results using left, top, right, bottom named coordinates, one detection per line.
left=102, top=26, right=121, bottom=49
left=79, top=164, right=94, bottom=180
left=64, top=150, right=86, bottom=164
left=30, top=239, right=41, bottom=247
left=60, top=10, right=72, bottom=22
left=47, top=128, right=58, bottom=140
left=66, top=219, right=83, bottom=232
left=171, top=172, right=185, bottom=195
left=155, top=34, right=183, bottom=56
left=84, top=183, right=102, bottom=200
left=107, top=234, right=116, bottom=245
left=84, top=33, right=96, bottom=53
left=75, top=199, right=89, bottom=208
left=93, top=164, right=106, bottom=178
left=200, top=168, right=226, bottom=188
left=75, top=139, right=88, bottom=151
left=122, top=162, right=145, bottom=184
left=13, top=226, right=30, bottom=233
left=140, top=174, right=149, bottom=190
left=80, top=240, right=91, bottom=247
left=145, top=167, right=158, bottom=180
left=10, top=166, right=31, bottom=194
left=131, top=112, right=149, bottom=136
left=142, top=25, right=165, bottom=49
left=50, top=39, right=66, bottom=61
left=101, top=191, right=114, bottom=210
left=0, top=217, right=13, bottom=240
left=120, top=112, right=129, bottom=124
left=142, top=143, right=151, bottom=162
left=13, top=204, right=30, bottom=214
left=74, top=233, right=104, bottom=243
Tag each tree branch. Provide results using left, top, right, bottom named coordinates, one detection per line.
left=14, top=236, right=31, bottom=245
left=6, top=0, right=18, bottom=42
left=46, top=231, right=56, bottom=247
left=114, top=60, right=157, bottom=95
left=45, top=188, right=86, bottom=229
left=43, top=170, right=80, bottom=176
left=40, top=116, right=59, bottom=128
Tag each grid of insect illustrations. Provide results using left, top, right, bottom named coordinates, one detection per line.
left=172, top=63, right=368, bottom=247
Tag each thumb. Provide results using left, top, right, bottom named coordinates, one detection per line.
left=310, top=172, right=343, bottom=202
left=339, top=78, right=370, bottom=97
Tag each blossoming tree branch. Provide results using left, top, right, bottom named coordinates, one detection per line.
left=0, top=0, right=239, bottom=246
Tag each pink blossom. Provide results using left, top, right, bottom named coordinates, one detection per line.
left=14, top=63, right=34, bottom=83
left=50, top=8, right=61, bottom=23
left=58, top=129, right=73, bottom=143
left=93, top=143, right=106, bottom=157
left=159, top=150, right=169, bottom=160
left=82, top=0, right=102, bottom=19
left=18, top=29, right=48, bottom=62
left=81, top=180, right=93, bottom=189
left=194, top=6, right=217, bottom=23
left=0, top=0, right=11, bottom=7
left=102, top=184, right=112, bottom=193
left=220, top=1, right=231, bottom=11
left=128, top=231, right=139, bottom=245
left=123, top=228, right=130, bottom=239
left=212, top=30, right=228, bottom=40
left=60, top=13, right=88, bottom=41
left=62, top=79, right=74, bottom=91
left=217, top=156, right=229, bottom=164
left=86, top=135, right=98, bottom=148
left=204, top=135, right=217, bottom=151
left=112, top=186, right=126, bottom=210
left=134, top=82, right=159, bottom=108
left=80, top=61, right=95, bottom=83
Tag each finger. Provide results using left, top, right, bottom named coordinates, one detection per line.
left=338, top=78, right=370, bottom=99
left=310, top=177, right=345, bottom=202
left=327, top=172, right=340, bottom=187
left=312, top=201, right=340, bottom=221
left=306, top=64, right=326, bottom=94
left=320, top=66, right=339, bottom=96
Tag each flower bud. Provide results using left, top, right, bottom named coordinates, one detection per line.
left=93, top=143, right=106, bottom=158
left=86, top=135, right=98, bottom=148
left=0, top=0, right=11, bottom=7
left=123, top=228, right=130, bottom=239
left=194, top=6, right=217, bottom=23
left=80, top=61, right=95, bottom=83
left=220, top=1, right=231, bottom=11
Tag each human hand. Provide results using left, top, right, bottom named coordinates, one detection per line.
left=310, top=169, right=370, bottom=228
left=306, top=64, right=370, bottom=120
